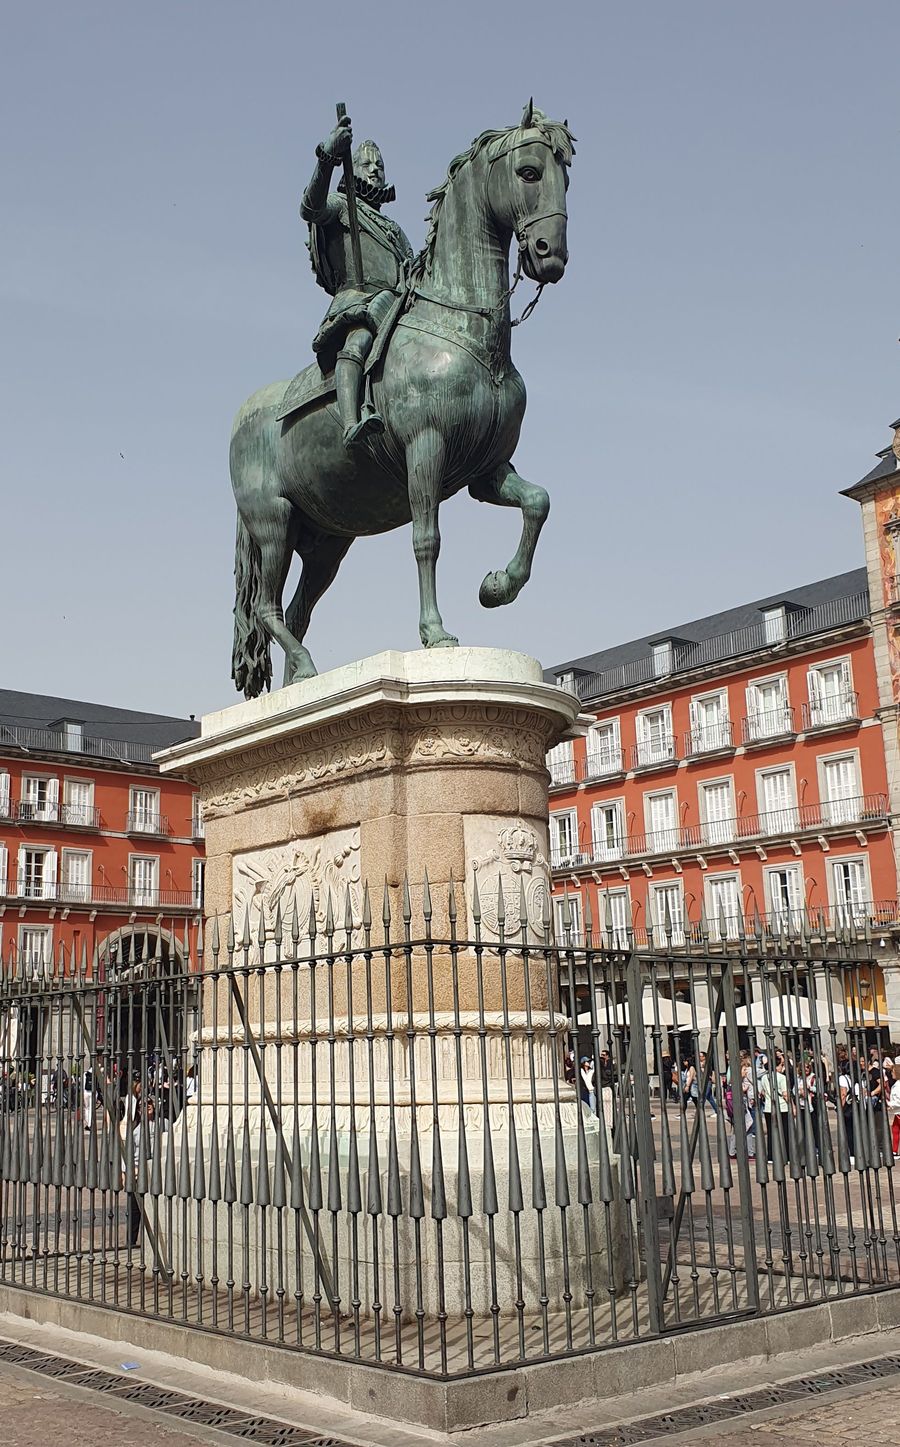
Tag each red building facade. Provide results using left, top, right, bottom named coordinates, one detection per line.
left=0, top=690, right=204, bottom=975
left=546, top=570, right=897, bottom=990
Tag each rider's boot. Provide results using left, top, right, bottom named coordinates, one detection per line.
left=335, top=353, right=384, bottom=451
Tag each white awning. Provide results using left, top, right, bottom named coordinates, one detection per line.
left=578, top=990, right=711, bottom=1031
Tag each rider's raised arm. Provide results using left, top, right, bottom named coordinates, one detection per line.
left=300, top=118, right=351, bottom=224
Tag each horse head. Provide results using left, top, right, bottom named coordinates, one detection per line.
left=488, top=101, right=575, bottom=285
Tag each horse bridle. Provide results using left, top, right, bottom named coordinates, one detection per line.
left=411, top=131, right=567, bottom=328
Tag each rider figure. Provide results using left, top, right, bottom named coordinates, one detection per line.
left=301, top=115, right=414, bottom=451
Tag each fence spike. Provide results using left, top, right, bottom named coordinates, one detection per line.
left=519, top=876, right=529, bottom=933
left=344, top=884, right=354, bottom=935
left=471, top=871, right=481, bottom=925
left=382, top=879, right=392, bottom=931
left=447, top=870, right=458, bottom=925
left=496, top=870, right=506, bottom=929
left=362, top=880, right=372, bottom=931
left=402, top=875, right=412, bottom=925
left=324, top=888, right=335, bottom=938
left=422, top=869, right=433, bottom=925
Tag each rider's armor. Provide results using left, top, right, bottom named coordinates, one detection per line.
left=301, top=137, right=414, bottom=450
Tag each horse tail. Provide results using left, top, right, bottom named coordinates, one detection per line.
left=231, top=516, right=272, bottom=698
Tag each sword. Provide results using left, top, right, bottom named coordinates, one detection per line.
left=336, top=101, right=364, bottom=290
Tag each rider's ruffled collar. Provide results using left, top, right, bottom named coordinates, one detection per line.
left=338, top=174, right=396, bottom=208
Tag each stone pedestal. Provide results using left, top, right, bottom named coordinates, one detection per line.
left=156, top=651, right=634, bottom=1320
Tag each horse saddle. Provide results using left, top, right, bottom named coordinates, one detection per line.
left=275, top=289, right=409, bottom=424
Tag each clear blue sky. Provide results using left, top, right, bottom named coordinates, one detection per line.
left=1, top=2, right=897, bottom=718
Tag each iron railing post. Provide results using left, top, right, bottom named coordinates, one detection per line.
left=625, top=949, right=665, bottom=1334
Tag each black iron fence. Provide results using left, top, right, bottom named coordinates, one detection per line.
left=1, top=884, right=899, bottom=1379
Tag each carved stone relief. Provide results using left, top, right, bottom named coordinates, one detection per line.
left=232, top=826, right=362, bottom=934
left=464, top=816, right=551, bottom=942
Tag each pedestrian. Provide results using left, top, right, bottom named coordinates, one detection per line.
left=681, top=1056, right=698, bottom=1107
left=82, top=1067, right=95, bottom=1132
left=759, top=1049, right=791, bottom=1163
left=888, top=1058, right=900, bottom=1157
left=579, top=1056, right=596, bottom=1114
left=838, top=1054, right=856, bottom=1161
left=128, top=1097, right=155, bottom=1247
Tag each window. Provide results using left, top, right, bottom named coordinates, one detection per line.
left=636, top=704, right=675, bottom=767
left=650, top=881, right=685, bottom=945
left=820, top=754, right=861, bottom=826
left=0, top=843, right=8, bottom=894
left=699, top=778, right=735, bottom=845
left=546, top=738, right=575, bottom=786
left=807, top=660, right=855, bottom=727
left=645, top=790, right=678, bottom=852
left=652, top=640, right=674, bottom=677
left=591, top=800, right=625, bottom=861
left=758, top=767, right=797, bottom=834
left=0, top=772, right=9, bottom=819
left=62, top=850, right=91, bottom=903
left=830, top=857, right=869, bottom=926
left=17, top=846, right=57, bottom=899
left=129, top=855, right=159, bottom=907
left=706, top=873, right=741, bottom=939
left=765, top=866, right=804, bottom=931
left=129, top=786, right=160, bottom=832
left=56, top=720, right=83, bottom=752
left=192, top=858, right=205, bottom=909
left=20, top=774, right=59, bottom=822
left=689, top=691, right=731, bottom=753
left=746, top=676, right=792, bottom=741
left=599, top=887, right=631, bottom=948
left=555, top=671, right=576, bottom=693
left=550, top=810, right=579, bottom=865
left=63, top=777, right=94, bottom=826
left=554, top=893, right=582, bottom=943
left=586, top=718, right=622, bottom=777
left=191, top=797, right=204, bottom=839
left=19, top=926, right=52, bottom=974
left=762, top=606, right=786, bottom=644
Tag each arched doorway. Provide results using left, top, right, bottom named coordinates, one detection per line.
left=95, top=927, right=198, bottom=1091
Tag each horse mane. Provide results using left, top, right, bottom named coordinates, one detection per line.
left=417, top=113, right=576, bottom=277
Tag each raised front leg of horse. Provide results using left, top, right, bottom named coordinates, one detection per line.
left=407, top=428, right=459, bottom=648
left=470, top=463, right=551, bottom=608
left=282, top=529, right=354, bottom=685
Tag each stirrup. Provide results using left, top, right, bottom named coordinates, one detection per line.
left=343, top=413, right=385, bottom=451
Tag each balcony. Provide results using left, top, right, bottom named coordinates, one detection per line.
left=0, top=878, right=198, bottom=910
left=631, top=736, right=678, bottom=772
left=548, top=758, right=577, bottom=788
left=742, top=706, right=796, bottom=746
left=0, top=722, right=154, bottom=764
left=801, top=692, right=860, bottom=732
left=549, top=792, right=889, bottom=872
left=126, top=811, right=170, bottom=837
left=888, top=576, right=900, bottom=607
left=13, top=800, right=101, bottom=829
left=683, top=720, right=736, bottom=757
left=191, top=814, right=205, bottom=841
left=554, top=898, right=900, bottom=951
left=583, top=745, right=625, bottom=781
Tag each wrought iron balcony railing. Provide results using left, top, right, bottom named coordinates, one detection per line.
left=553, top=896, right=900, bottom=950
left=631, top=736, right=677, bottom=771
left=0, top=877, right=198, bottom=910
left=547, top=758, right=577, bottom=787
left=550, top=793, right=889, bottom=870
left=683, top=720, right=735, bottom=756
left=742, top=706, right=796, bottom=744
left=0, top=722, right=155, bottom=764
left=583, top=745, right=625, bottom=780
left=13, top=800, right=101, bottom=828
left=126, top=811, right=170, bottom=836
left=801, top=693, right=860, bottom=731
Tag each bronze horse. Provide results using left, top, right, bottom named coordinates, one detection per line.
left=231, top=105, right=574, bottom=697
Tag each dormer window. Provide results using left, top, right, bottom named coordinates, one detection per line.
left=762, top=606, right=786, bottom=644
left=555, top=671, right=576, bottom=693
left=52, top=719, right=84, bottom=752
left=651, top=640, right=674, bottom=677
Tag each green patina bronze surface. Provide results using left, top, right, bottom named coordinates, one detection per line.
left=231, top=103, right=575, bottom=698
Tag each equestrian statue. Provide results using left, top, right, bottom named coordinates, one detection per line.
left=231, top=101, right=574, bottom=698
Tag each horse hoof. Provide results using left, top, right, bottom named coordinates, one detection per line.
left=422, top=631, right=459, bottom=649
left=479, top=570, right=512, bottom=608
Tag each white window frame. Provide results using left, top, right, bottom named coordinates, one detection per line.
left=586, top=717, right=622, bottom=777
left=698, top=775, right=736, bottom=846
left=550, top=809, right=580, bottom=865
left=763, top=864, right=805, bottom=931
left=807, top=656, right=855, bottom=728
left=192, top=858, right=205, bottom=909
left=827, top=854, right=872, bottom=927
left=0, top=842, right=8, bottom=894
left=689, top=689, right=731, bottom=754
left=590, top=798, right=625, bottom=861
left=0, top=771, right=10, bottom=818
left=129, top=853, right=160, bottom=907
left=652, top=640, right=674, bottom=677
left=598, top=885, right=631, bottom=948
left=191, top=796, right=204, bottom=838
left=17, top=845, right=57, bottom=900
left=762, top=605, right=787, bottom=644
left=704, top=871, right=742, bottom=940
left=546, top=738, right=575, bottom=787
left=635, top=703, right=675, bottom=767
left=63, top=775, right=95, bottom=826
left=129, top=785, right=161, bottom=833
left=644, top=788, right=679, bottom=853
left=817, top=749, right=862, bottom=827
left=18, top=924, right=53, bottom=976
left=20, top=772, right=60, bottom=823
left=553, top=892, right=583, bottom=944
left=746, top=673, right=792, bottom=741
left=61, top=848, right=92, bottom=903
left=755, top=763, right=798, bottom=834
left=649, top=880, right=685, bottom=946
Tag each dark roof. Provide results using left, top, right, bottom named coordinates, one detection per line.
left=546, top=568, right=869, bottom=699
left=0, top=688, right=200, bottom=763
left=852, top=448, right=900, bottom=489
